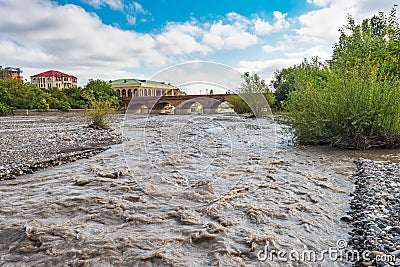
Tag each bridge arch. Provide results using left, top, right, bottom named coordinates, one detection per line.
left=151, top=101, right=174, bottom=114
left=128, top=103, right=148, bottom=114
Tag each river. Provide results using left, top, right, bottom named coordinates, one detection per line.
left=1, top=114, right=400, bottom=266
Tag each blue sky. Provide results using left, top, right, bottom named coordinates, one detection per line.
left=62, top=0, right=310, bottom=32
left=0, top=0, right=397, bottom=91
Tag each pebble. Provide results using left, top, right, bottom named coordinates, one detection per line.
left=362, top=261, right=373, bottom=266
left=0, top=116, right=122, bottom=180
left=346, top=160, right=400, bottom=266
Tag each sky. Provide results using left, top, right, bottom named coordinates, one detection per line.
left=0, top=0, right=398, bottom=92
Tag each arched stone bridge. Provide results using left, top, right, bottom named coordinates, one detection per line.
left=123, top=94, right=235, bottom=114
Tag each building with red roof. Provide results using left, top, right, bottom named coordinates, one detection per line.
left=30, top=70, right=77, bottom=89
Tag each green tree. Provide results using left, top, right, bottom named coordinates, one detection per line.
left=64, top=87, right=86, bottom=108
left=331, top=8, right=400, bottom=79
left=83, top=79, right=120, bottom=129
left=272, top=57, right=327, bottom=110
left=227, top=72, right=274, bottom=116
left=59, top=101, right=71, bottom=111
left=285, top=8, right=400, bottom=149
left=44, top=87, right=70, bottom=109
left=82, top=79, right=121, bottom=109
left=36, top=98, right=50, bottom=111
left=0, top=103, right=10, bottom=115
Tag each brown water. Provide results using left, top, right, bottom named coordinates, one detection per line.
left=1, top=114, right=400, bottom=267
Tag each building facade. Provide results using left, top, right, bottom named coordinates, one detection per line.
left=30, top=70, right=77, bottom=89
left=0, top=66, right=23, bottom=80
left=110, top=79, right=185, bottom=98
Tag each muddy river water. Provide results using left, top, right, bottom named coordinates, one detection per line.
left=1, top=114, right=400, bottom=266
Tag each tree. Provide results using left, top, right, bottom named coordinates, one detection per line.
left=0, top=103, right=10, bottom=115
left=36, top=98, right=49, bottom=111
left=227, top=72, right=274, bottom=116
left=285, top=8, right=400, bottom=149
left=64, top=87, right=86, bottom=108
left=331, top=7, right=400, bottom=79
left=271, top=57, right=328, bottom=110
left=82, top=79, right=121, bottom=109
left=83, top=79, right=120, bottom=129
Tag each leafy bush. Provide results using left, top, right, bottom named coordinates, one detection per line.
left=271, top=57, right=327, bottom=110
left=285, top=8, right=400, bottom=149
left=86, top=97, right=115, bottom=129
left=286, top=64, right=400, bottom=148
left=59, top=101, right=71, bottom=111
left=36, top=98, right=50, bottom=111
left=0, top=103, right=10, bottom=115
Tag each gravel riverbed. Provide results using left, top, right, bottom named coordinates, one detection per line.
left=0, top=115, right=122, bottom=180
left=346, top=160, right=400, bottom=267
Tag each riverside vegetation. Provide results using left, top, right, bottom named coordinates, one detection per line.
left=0, top=78, right=121, bottom=129
left=271, top=8, right=400, bottom=149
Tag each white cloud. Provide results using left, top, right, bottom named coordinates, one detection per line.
left=237, top=58, right=304, bottom=83
left=82, top=0, right=124, bottom=10
left=284, top=45, right=332, bottom=61
left=0, top=0, right=262, bottom=85
left=262, top=44, right=288, bottom=54
left=155, top=22, right=209, bottom=55
left=306, top=0, right=332, bottom=7
left=254, top=19, right=273, bottom=35
left=295, top=0, right=396, bottom=44
left=125, top=1, right=148, bottom=25
left=126, top=15, right=136, bottom=25
left=203, top=21, right=258, bottom=49
left=296, top=6, right=345, bottom=42
left=254, top=11, right=290, bottom=35
left=131, top=1, right=146, bottom=14
left=0, top=0, right=163, bottom=83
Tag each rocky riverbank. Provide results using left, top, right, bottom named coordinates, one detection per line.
left=345, top=160, right=400, bottom=267
left=0, top=115, right=122, bottom=180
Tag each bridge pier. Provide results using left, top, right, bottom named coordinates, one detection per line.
left=174, top=108, right=192, bottom=115
left=203, top=108, right=219, bottom=114
left=130, top=108, right=149, bottom=114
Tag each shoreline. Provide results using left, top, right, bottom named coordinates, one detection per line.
left=345, top=160, right=400, bottom=267
left=0, top=115, right=122, bottom=180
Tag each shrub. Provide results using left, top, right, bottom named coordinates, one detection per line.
left=285, top=9, right=400, bottom=149
left=59, top=101, right=71, bottom=112
left=286, top=64, right=400, bottom=149
left=0, top=103, right=10, bottom=115
left=36, top=98, right=50, bottom=111
left=86, top=97, right=115, bottom=129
